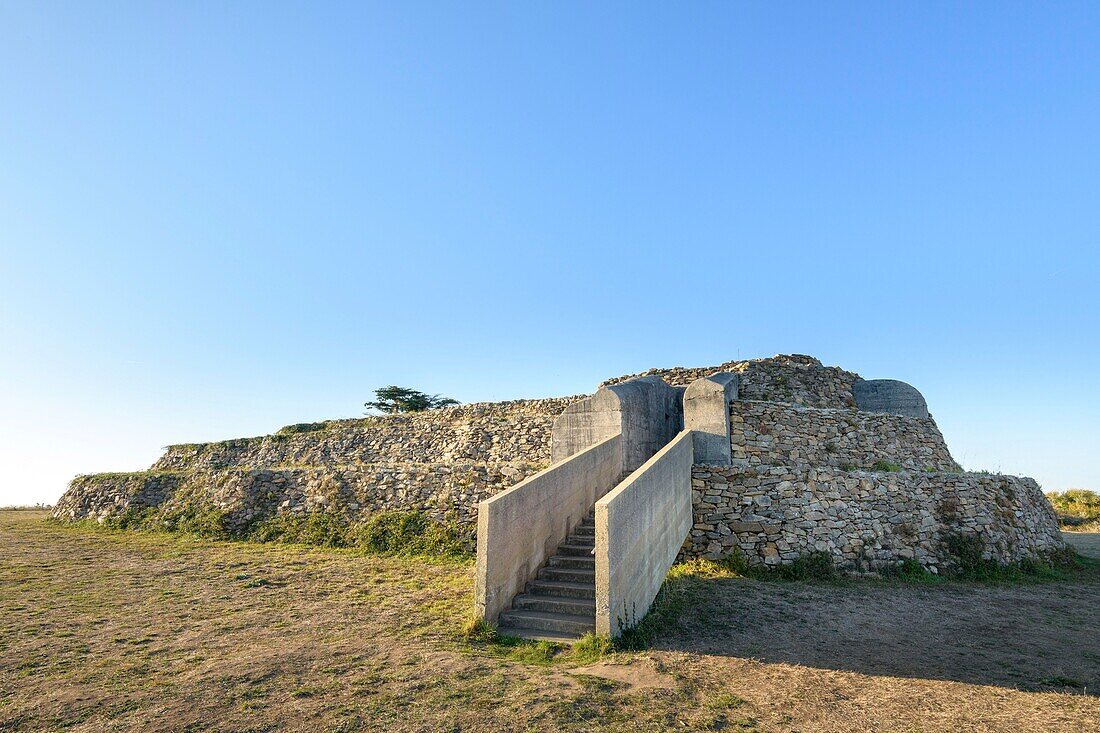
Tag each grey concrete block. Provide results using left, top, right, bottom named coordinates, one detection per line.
left=853, top=379, right=930, bottom=418
left=684, top=372, right=739, bottom=465
left=594, top=430, right=694, bottom=637
left=551, top=376, right=683, bottom=473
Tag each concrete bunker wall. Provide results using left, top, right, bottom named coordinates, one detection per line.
left=684, top=372, right=740, bottom=465
left=853, top=379, right=930, bottom=419
left=551, top=376, right=684, bottom=473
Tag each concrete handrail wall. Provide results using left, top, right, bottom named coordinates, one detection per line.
left=593, top=429, right=695, bottom=637
left=474, top=433, right=623, bottom=625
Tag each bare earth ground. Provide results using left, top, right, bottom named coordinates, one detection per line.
left=2, top=511, right=1098, bottom=733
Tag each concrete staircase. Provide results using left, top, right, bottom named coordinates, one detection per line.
left=497, top=513, right=596, bottom=641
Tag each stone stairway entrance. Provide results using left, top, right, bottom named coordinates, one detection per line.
left=497, top=513, right=596, bottom=641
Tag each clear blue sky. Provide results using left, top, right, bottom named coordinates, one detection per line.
left=2, top=2, right=1097, bottom=506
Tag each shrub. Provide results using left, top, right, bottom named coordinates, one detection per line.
left=162, top=505, right=230, bottom=539
left=354, top=511, right=472, bottom=556
left=871, top=460, right=901, bottom=473
left=1046, top=489, right=1100, bottom=529
left=249, top=509, right=472, bottom=557
left=879, top=558, right=936, bottom=582
left=275, top=422, right=327, bottom=436
left=776, top=551, right=838, bottom=581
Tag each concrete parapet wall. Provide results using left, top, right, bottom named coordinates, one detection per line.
left=551, top=377, right=683, bottom=473
left=684, top=373, right=739, bottom=465
left=686, top=465, right=1065, bottom=572
left=595, top=430, right=694, bottom=637
left=475, top=435, right=623, bottom=625
left=729, top=400, right=960, bottom=472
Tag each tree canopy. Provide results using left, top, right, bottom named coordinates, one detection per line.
left=365, top=386, right=459, bottom=414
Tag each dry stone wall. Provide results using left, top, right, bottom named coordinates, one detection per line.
left=153, top=398, right=577, bottom=471
left=729, top=401, right=960, bottom=472
left=54, top=398, right=576, bottom=531
left=686, top=465, right=1064, bottom=572
left=604, top=354, right=859, bottom=409
left=53, top=461, right=546, bottom=531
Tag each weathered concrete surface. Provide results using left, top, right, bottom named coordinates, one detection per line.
left=475, top=434, right=623, bottom=625
left=594, top=430, right=694, bottom=637
left=683, top=372, right=739, bottom=465
left=551, top=376, right=683, bottom=473
left=853, top=379, right=929, bottom=418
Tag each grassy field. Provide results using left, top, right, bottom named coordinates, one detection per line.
left=2, top=510, right=1098, bottom=732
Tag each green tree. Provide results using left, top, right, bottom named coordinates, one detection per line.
left=364, top=386, right=459, bottom=414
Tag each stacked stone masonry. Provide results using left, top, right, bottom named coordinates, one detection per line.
left=153, top=398, right=576, bottom=471
left=53, top=354, right=1065, bottom=572
left=729, top=400, right=961, bottom=472
left=53, top=462, right=544, bottom=532
left=685, top=465, right=1064, bottom=572
left=604, top=354, right=860, bottom=409
left=55, top=398, right=572, bottom=532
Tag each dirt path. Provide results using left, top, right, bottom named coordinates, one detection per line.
left=656, top=573, right=1100, bottom=692
left=3, top=511, right=1098, bottom=732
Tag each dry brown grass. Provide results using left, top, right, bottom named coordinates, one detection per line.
left=2, top=510, right=1098, bottom=732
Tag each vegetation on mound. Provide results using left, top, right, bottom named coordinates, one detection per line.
left=274, top=422, right=328, bottom=436
left=365, top=385, right=459, bottom=414
left=1047, top=488, right=1100, bottom=531
left=247, top=509, right=473, bottom=557
left=72, top=504, right=474, bottom=559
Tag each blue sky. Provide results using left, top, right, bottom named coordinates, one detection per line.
left=1, top=2, right=1097, bottom=505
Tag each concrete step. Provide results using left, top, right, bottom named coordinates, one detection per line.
left=497, top=609, right=595, bottom=636
left=557, top=543, right=595, bottom=557
left=567, top=532, right=595, bottom=544
left=571, top=525, right=595, bottom=537
left=495, top=626, right=588, bottom=643
left=511, top=594, right=596, bottom=616
left=538, top=566, right=595, bottom=584
left=525, top=579, right=595, bottom=599
left=548, top=554, right=594, bottom=570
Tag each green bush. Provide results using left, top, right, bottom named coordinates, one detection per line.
left=275, top=422, right=327, bottom=436
left=248, top=509, right=472, bottom=558
left=354, top=511, right=472, bottom=557
left=776, top=551, right=838, bottom=581
left=879, top=558, right=937, bottom=582
left=1046, top=489, right=1100, bottom=530
left=162, top=505, right=230, bottom=539
left=871, top=460, right=901, bottom=473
